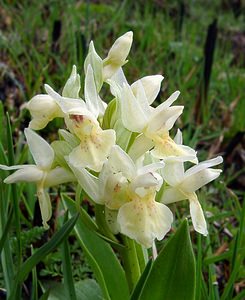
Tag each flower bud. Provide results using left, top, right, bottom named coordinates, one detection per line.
left=103, top=31, right=133, bottom=80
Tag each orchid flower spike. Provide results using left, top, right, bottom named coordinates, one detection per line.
left=160, top=156, right=223, bottom=235
left=0, top=129, right=75, bottom=228
left=69, top=145, right=173, bottom=248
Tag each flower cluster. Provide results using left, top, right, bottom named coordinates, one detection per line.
left=0, top=32, right=222, bottom=248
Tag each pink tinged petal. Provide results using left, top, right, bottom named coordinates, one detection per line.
left=85, top=64, right=100, bottom=118
left=37, top=187, right=52, bottom=229
left=189, top=193, right=208, bottom=236
left=117, top=198, right=173, bottom=248
left=65, top=115, right=99, bottom=138
left=68, top=163, right=102, bottom=204
left=69, top=129, right=116, bottom=172
left=160, top=187, right=187, bottom=204
left=62, top=65, right=81, bottom=98
left=131, top=75, right=164, bottom=105
left=174, top=129, right=183, bottom=145
left=120, top=83, right=148, bottom=132
left=24, top=129, right=54, bottom=169
left=3, top=166, right=44, bottom=184
left=105, top=208, right=120, bottom=234
left=44, top=167, right=76, bottom=188
left=180, top=168, right=222, bottom=193
left=128, top=134, right=154, bottom=161
left=107, top=145, right=136, bottom=179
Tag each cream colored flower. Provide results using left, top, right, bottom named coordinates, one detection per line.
left=69, top=145, right=173, bottom=248
left=0, top=129, right=75, bottom=228
left=45, top=65, right=115, bottom=172
left=160, top=156, right=223, bottom=235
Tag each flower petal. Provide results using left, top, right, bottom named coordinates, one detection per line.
left=174, top=129, right=183, bottom=145
left=45, top=84, right=90, bottom=116
left=133, top=80, right=152, bottom=115
left=189, top=193, right=208, bottom=236
left=180, top=168, right=222, bottom=193
left=85, top=64, right=100, bottom=117
left=147, top=106, right=183, bottom=133
left=68, top=163, right=101, bottom=204
left=69, top=129, right=116, bottom=172
left=153, top=90, right=180, bottom=113
left=184, top=156, right=223, bottom=178
left=161, top=160, right=185, bottom=186
left=131, top=75, right=164, bottom=105
left=44, top=167, right=76, bottom=188
left=84, top=41, right=103, bottom=92
left=109, top=67, right=127, bottom=91
left=62, top=65, right=81, bottom=98
left=120, top=83, right=148, bottom=132
left=117, top=198, right=173, bottom=248
left=137, top=161, right=165, bottom=176
left=107, top=145, right=136, bottom=179
left=151, top=135, right=197, bottom=163
left=26, top=94, right=63, bottom=130
left=24, top=128, right=54, bottom=169
left=160, top=186, right=187, bottom=204
left=128, top=134, right=154, bottom=161
left=37, top=187, right=52, bottom=229
left=131, top=172, right=162, bottom=193
left=3, top=166, right=43, bottom=183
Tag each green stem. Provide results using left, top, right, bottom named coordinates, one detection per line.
left=120, top=236, right=141, bottom=292
left=135, top=243, right=148, bottom=273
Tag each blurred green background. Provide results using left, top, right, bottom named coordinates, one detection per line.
left=0, top=0, right=244, bottom=299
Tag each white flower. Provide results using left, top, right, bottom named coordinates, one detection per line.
left=69, top=145, right=173, bottom=248
left=160, top=156, right=223, bottom=235
left=111, top=76, right=197, bottom=163
left=45, top=65, right=115, bottom=172
left=0, top=129, right=75, bottom=228
left=25, top=94, right=64, bottom=130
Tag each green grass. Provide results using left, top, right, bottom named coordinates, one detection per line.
left=0, top=0, right=244, bottom=299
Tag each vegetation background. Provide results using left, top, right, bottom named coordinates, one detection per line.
left=0, top=0, right=244, bottom=299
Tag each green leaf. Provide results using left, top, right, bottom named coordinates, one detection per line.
left=9, top=213, right=79, bottom=300
left=139, top=219, right=196, bottom=300
left=60, top=211, right=77, bottom=300
left=102, top=98, right=117, bottom=129
left=130, top=259, right=153, bottom=300
left=62, top=194, right=129, bottom=300
left=47, top=279, right=103, bottom=300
